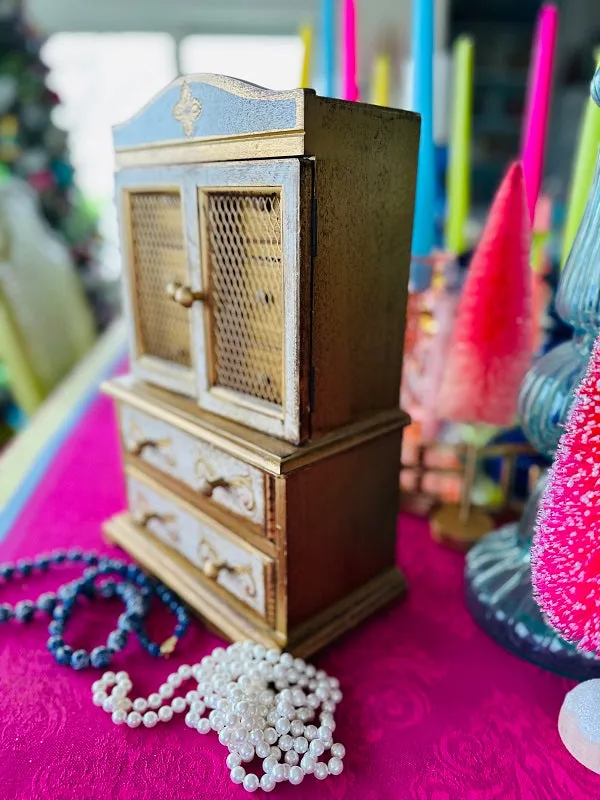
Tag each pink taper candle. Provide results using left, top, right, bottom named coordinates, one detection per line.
left=521, top=3, right=558, bottom=223
left=342, top=0, right=358, bottom=101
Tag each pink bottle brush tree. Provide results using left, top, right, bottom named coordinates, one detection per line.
left=438, top=161, right=533, bottom=425
left=532, top=331, right=600, bottom=652
left=432, top=161, right=533, bottom=546
left=533, top=333, right=600, bottom=774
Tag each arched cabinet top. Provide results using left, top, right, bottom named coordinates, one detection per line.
left=113, top=74, right=313, bottom=150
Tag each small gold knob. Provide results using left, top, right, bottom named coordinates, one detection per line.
left=202, top=559, right=221, bottom=580
left=197, top=477, right=229, bottom=497
left=165, top=282, right=206, bottom=308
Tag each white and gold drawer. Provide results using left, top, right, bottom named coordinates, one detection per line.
left=119, top=404, right=270, bottom=534
left=126, top=469, right=276, bottom=623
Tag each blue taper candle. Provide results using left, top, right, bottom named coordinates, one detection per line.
left=410, top=0, right=435, bottom=290
left=321, top=0, right=336, bottom=97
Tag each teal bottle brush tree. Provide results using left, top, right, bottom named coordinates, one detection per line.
left=465, top=65, right=600, bottom=680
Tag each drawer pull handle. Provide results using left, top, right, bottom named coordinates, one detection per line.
left=127, top=423, right=175, bottom=466
left=195, top=456, right=256, bottom=512
left=197, top=476, right=230, bottom=497
left=128, top=437, right=175, bottom=466
left=198, top=540, right=257, bottom=599
left=133, top=509, right=179, bottom=543
left=165, top=281, right=207, bottom=309
left=128, top=438, right=157, bottom=457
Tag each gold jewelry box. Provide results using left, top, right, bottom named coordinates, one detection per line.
left=103, top=74, right=419, bottom=655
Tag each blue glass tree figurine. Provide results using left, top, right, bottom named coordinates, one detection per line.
left=464, top=66, right=600, bottom=680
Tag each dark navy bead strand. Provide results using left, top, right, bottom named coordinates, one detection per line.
left=0, top=550, right=189, bottom=670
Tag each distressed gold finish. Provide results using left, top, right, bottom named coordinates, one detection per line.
left=172, top=81, right=202, bottom=137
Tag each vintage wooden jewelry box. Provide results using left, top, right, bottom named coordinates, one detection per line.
left=103, top=74, right=420, bottom=655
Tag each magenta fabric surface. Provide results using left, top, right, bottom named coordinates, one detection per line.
left=1, top=391, right=599, bottom=799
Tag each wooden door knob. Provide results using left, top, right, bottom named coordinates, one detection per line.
left=165, top=282, right=207, bottom=308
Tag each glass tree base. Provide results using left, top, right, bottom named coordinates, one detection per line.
left=465, top=473, right=600, bottom=681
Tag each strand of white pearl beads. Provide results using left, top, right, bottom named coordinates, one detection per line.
left=92, top=640, right=345, bottom=792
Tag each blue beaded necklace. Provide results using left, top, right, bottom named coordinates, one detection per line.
left=0, top=549, right=189, bottom=670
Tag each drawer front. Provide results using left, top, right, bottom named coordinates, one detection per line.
left=126, top=473, right=273, bottom=619
left=120, top=404, right=267, bottom=529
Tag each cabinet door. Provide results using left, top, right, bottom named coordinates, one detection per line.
left=115, top=167, right=197, bottom=397
left=188, top=159, right=311, bottom=443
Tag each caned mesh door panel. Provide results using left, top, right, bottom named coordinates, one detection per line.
left=129, top=190, right=191, bottom=367
left=202, top=190, right=284, bottom=406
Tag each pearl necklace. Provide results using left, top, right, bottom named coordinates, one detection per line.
left=0, top=549, right=190, bottom=669
left=93, top=640, right=345, bottom=792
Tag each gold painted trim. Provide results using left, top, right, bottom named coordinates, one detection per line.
left=115, top=132, right=306, bottom=169
left=103, top=375, right=410, bottom=476
left=116, top=127, right=304, bottom=155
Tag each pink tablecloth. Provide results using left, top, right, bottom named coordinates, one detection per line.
left=1, top=391, right=598, bottom=799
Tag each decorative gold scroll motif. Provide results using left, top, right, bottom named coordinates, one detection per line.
left=172, top=81, right=203, bottom=137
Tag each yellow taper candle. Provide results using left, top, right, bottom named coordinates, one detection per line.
left=371, top=53, right=391, bottom=107
left=445, top=36, right=474, bottom=256
left=300, top=25, right=313, bottom=89
left=561, top=51, right=600, bottom=269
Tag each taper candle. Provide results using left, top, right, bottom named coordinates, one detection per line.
left=410, top=0, right=435, bottom=288
left=445, top=36, right=474, bottom=256
left=321, top=0, right=336, bottom=97
left=521, top=3, right=558, bottom=224
left=372, top=53, right=391, bottom=107
left=342, top=0, right=358, bottom=101
left=560, top=52, right=600, bottom=269
left=300, top=25, right=313, bottom=89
